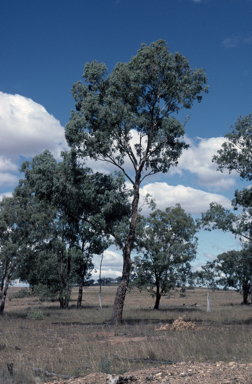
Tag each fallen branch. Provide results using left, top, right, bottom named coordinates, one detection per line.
left=32, top=367, right=71, bottom=380
left=114, top=354, right=180, bottom=365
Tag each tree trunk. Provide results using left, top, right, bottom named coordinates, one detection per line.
left=154, top=285, right=161, bottom=310
left=77, top=281, right=83, bottom=309
left=242, top=282, right=250, bottom=304
left=0, top=276, right=10, bottom=315
left=250, top=277, right=252, bottom=304
left=111, top=178, right=140, bottom=324
left=0, top=263, right=15, bottom=315
left=58, top=249, right=71, bottom=309
left=59, top=294, right=70, bottom=309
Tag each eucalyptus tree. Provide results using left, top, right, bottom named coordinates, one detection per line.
left=65, top=39, right=208, bottom=323
left=195, top=246, right=252, bottom=304
left=131, top=205, right=198, bottom=309
left=215, top=247, right=252, bottom=304
left=0, top=182, right=54, bottom=314
left=21, top=149, right=131, bottom=308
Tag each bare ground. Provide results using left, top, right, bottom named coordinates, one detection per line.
left=44, top=361, right=252, bottom=384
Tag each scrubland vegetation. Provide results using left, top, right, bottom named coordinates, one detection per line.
left=1, top=286, right=252, bottom=383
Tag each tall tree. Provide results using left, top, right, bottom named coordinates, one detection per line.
left=131, top=205, right=197, bottom=309
left=65, top=39, right=208, bottom=323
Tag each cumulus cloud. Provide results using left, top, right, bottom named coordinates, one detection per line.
left=91, top=250, right=123, bottom=279
left=171, top=136, right=237, bottom=191
left=0, top=92, right=68, bottom=189
left=0, top=92, right=68, bottom=159
left=0, top=157, right=18, bottom=173
left=140, top=182, right=232, bottom=215
left=0, top=173, right=19, bottom=188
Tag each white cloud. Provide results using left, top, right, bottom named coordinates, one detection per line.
left=91, top=250, right=123, bottom=279
left=0, top=173, right=19, bottom=188
left=140, top=182, right=232, bottom=215
left=0, top=192, right=13, bottom=201
left=0, top=92, right=68, bottom=189
left=171, top=136, right=237, bottom=191
left=0, top=157, right=18, bottom=173
left=0, top=92, right=68, bottom=159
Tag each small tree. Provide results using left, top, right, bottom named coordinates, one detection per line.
left=196, top=246, right=252, bottom=304
left=0, top=183, right=53, bottom=314
left=131, top=205, right=198, bottom=309
left=215, top=247, right=252, bottom=304
left=66, top=39, right=208, bottom=323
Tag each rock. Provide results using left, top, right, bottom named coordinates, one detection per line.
left=106, top=374, right=137, bottom=383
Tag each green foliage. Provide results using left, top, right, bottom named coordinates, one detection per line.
left=194, top=261, right=219, bottom=290
left=27, top=307, right=45, bottom=320
left=12, top=288, right=33, bottom=299
left=199, top=201, right=252, bottom=243
left=131, top=205, right=198, bottom=309
left=215, top=247, right=252, bottom=290
left=213, top=113, right=252, bottom=181
left=0, top=180, right=54, bottom=313
left=203, top=113, right=252, bottom=243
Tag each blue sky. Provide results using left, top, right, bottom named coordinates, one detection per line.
left=1, top=0, right=252, bottom=278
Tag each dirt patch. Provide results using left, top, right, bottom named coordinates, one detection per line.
left=44, top=361, right=252, bottom=383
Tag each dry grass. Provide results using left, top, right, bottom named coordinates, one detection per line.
left=1, top=286, right=252, bottom=383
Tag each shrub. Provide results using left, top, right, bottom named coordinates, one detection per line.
left=27, top=307, right=44, bottom=320
left=13, top=288, right=33, bottom=299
